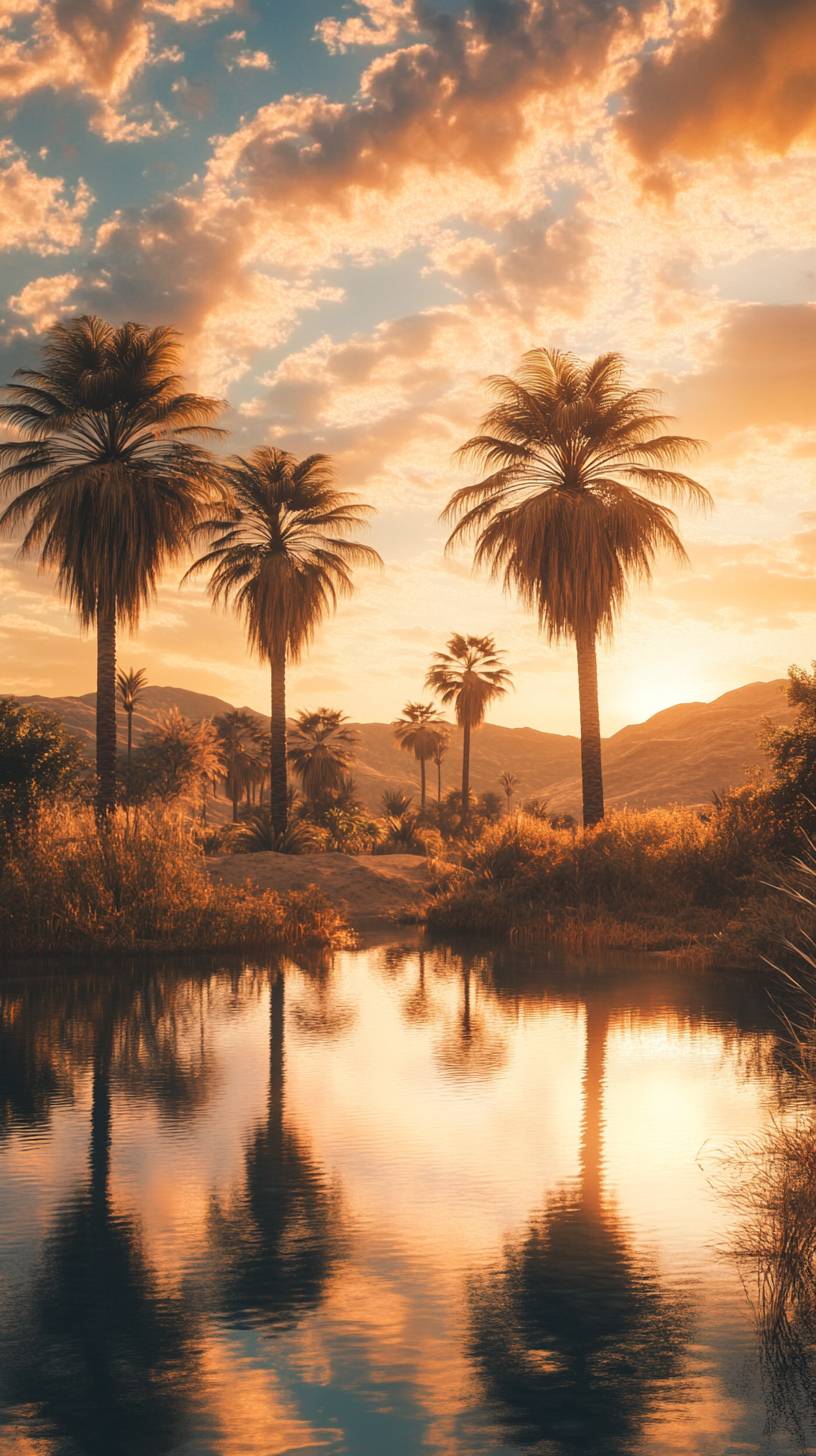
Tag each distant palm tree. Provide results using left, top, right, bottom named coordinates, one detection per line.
left=445, top=349, right=708, bottom=826
left=499, top=770, right=518, bottom=813
left=140, top=709, right=225, bottom=809
left=116, top=667, right=147, bottom=800
left=288, top=708, right=358, bottom=805
left=187, top=449, right=380, bottom=836
left=393, top=701, right=445, bottom=814
left=432, top=732, right=449, bottom=806
left=0, top=316, right=223, bottom=816
left=215, top=708, right=265, bottom=821
left=426, top=634, right=511, bottom=828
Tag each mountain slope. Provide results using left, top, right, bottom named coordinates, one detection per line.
left=13, top=678, right=791, bottom=818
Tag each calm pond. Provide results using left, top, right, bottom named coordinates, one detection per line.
left=1, top=936, right=814, bottom=1455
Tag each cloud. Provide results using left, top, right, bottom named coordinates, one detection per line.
left=0, top=0, right=236, bottom=139
left=673, top=303, right=816, bottom=439
left=664, top=529, right=816, bottom=629
left=0, top=143, right=92, bottom=253
left=621, top=0, right=816, bottom=165
left=316, top=0, right=414, bottom=53
left=8, top=271, right=79, bottom=328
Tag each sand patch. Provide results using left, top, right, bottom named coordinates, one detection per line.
left=207, top=851, right=431, bottom=927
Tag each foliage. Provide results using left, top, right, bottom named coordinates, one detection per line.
left=187, top=448, right=380, bottom=664
left=133, top=709, right=225, bottom=805
left=232, top=810, right=322, bottom=854
left=0, top=804, right=345, bottom=954
left=117, top=667, right=147, bottom=716
left=428, top=804, right=775, bottom=937
left=426, top=633, right=511, bottom=727
left=0, top=698, right=86, bottom=831
left=214, top=708, right=267, bottom=815
left=761, top=664, right=816, bottom=845
left=320, top=807, right=381, bottom=854
left=288, top=709, right=358, bottom=802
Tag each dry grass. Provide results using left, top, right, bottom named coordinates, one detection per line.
left=427, top=806, right=774, bottom=950
left=0, top=803, right=347, bottom=955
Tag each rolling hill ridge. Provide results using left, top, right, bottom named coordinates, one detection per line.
left=13, top=678, right=792, bottom=820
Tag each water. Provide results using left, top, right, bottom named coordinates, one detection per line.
left=0, top=936, right=814, bottom=1456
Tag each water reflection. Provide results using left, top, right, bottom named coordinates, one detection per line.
left=469, top=997, right=688, bottom=1455
left=0, top=940, right=809, bottom=1455
left=211, top=968, right=344, bottom=1331
left=5, top=980, right=202, bottom=1455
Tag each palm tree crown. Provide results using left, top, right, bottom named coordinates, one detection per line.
left=445, top=349, right=708, bottom=640
left=0, top=315, right=223, bottom=815
left=393, top=701, right=445, bottom=813
left=187, top=449, right=380, bottom=661
left=287, top=709, right=358, bottom=803
left=426, top=634, right=511, bottom=825
left=444, top=350, right=708, bottom=825
left=186, top=448, right=380, bottom=835
left=426, top=634, right=511, bottom=728
left=0, top=315, right=223, bottom=629
left=117, top=668, right=148, bottom=718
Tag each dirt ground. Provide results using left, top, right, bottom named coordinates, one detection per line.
left=207, top=851, right=432, bottom=927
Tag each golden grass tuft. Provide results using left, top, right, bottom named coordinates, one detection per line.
left=0, top=804, right=347, bottom=955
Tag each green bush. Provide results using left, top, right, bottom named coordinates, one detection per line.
left=0, top=698, right=87, bottom=832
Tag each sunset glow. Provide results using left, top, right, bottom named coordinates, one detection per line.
left=0, top=0, right=813, bottom=730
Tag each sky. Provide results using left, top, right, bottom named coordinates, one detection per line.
left=0, top=0, right=814, bottom=733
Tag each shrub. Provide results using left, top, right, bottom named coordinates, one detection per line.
left=0, top=698, right=87, bottom=832
left=0, top=804, right=345, bottom=954
left=428, top=802, right=776, bottom=937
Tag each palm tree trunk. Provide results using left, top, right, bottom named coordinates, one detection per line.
left=270, top=647, right=287, bottom=837
left=437, top=757, right=442, bottom=806
left=419, top=756, right=427, bottom=814
left=231, top=771, right=238, bottom=823
left=96, top=600, right=117, bottom=818
left=575, top=623, right=604, bottom=827
left=461, top=721, right=471, bottom=828
left=126, top=711, right=133, bottom=802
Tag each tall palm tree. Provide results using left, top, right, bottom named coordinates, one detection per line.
left=287, top=708, right=358, bottom=805
left=432, top=731, right=449, bottom=806
left=393, top=701, right=445, bottom=814
left=445, top=349, right=708, bottom=826
left=426, top=634, right=511, bottom=828
left=0, top=316, right=223, bottom=816
left=499, top=770, right=518, bottom=813
left=186, top=449, right=380, bottom=837
left=215, top=708, right=265, bottom=821
left=116, top=666, right=147, bottom=800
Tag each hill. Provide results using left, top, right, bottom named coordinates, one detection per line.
left=12, top=678, right=792, bottom=820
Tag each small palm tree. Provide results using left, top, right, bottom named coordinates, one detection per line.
left=186, top=449, right=380, bottom=837
left=140, top=709, right=224, bottom=809
left=426, top=634, right=511, bottom=828
left=432, top=732, right=449, bottom=806
left=0, top=316, right=223, bottom=816
left=287, top=709, right=358, bottom=805
left=445, top=348, right=708, bottom=826
left=499, top=770, right=518, bottom=813
left=116, top=667, right=147, bottom=800
left=393, top=701, right=445, bottom=814
left=215, top=708, right=266, bottom=821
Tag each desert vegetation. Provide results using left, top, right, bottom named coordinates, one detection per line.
left=0, top=314, right=806, bottom=961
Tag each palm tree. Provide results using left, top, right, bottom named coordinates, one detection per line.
left=116, top=667, right=147, bottom=800
left=215, top=708, right=265, bottom=821
left=499, top=770, right=518, bottom=813
left=287, top=708, right=358, bottom=805
left=432, top=732, right=449, bottom=806
left=139, top=708, right=225, bottom=808
left=426, top=634, right=511, bottom=828
left=445, top=349, right=708, bottom=826
left=393, top=701, right=445, bottom=814
left=0, top=316, right=223, bottom=817
left=186, top=449, right=380, bottom=837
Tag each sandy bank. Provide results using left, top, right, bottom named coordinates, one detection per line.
left=207, top=851, right=431, bottom=927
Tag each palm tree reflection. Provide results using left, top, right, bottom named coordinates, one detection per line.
left=434, top=952, right=506, bottom=1081
left=470, top=996, right=688, bottom=1455
left=212, top=969, right=344, bottom=1330
left=7, top=981, right=202, bottom=1455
